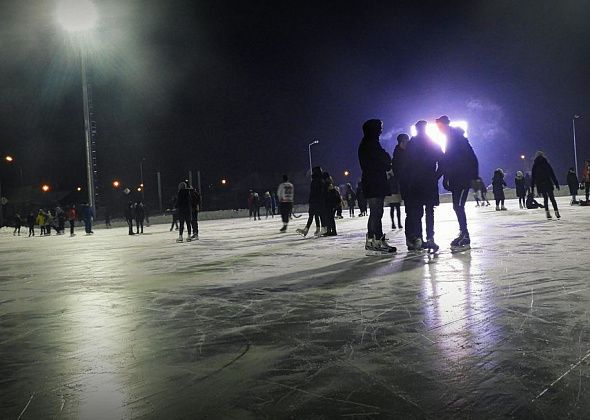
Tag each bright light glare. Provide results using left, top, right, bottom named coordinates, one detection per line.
left=56, top=0, right=98, bottom=32
left=42, top=184, right=50, bottom=192
left=5, top=155, right=13, bottom=162
left=410, top=121, right=468, bottom=153
left=112, top=180, right=120, bottom=188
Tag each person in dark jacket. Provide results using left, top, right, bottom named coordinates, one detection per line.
left=437, top=116, right=478, bottom=250
left=134, top=201, right=145, bottom=234
left=492, top=169, right=507, bottom=211
left=81, top=204, right=94, bottom=235
left=263, top=192, right=273, bottom=219
left=189, top=187, right=201, bottom=240
left=583, top=161, right=590, bottom=202
left=531, top=151, right=560, bottom=219
left=124, top=201, right=135, bottom=235
left=252, top=193, right=261, bottom=221
left=323, top=173, right=340, bottom=236
left=176, top=182, right=193, bottom=241
left=399, top=122, right=444, bottom=251
left=296, top=166, right=325, bottom=237
left=27, top=212, right=35, bottom=236
left=389, top=134, right=408, bottom=230
left=13, top=214, right=21, bottom=236
left=344, top=183, right=356, bottom=217
left=567, top=167, right=579, bottom=205
left=356, top=182, right=367, bottom=216
left=524, top=172, right=532, bottom=194
left=526, top=191, right=545, bottom=209
left=358, top=119, right=395, bottom=253
left=169, top=196, right=179, bottom=231
left=475, top=177, right=491, bottom=206
left=515, top=171, right=527, bottom=209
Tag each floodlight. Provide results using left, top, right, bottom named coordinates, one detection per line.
left=56, top=0, right=98, bottom=33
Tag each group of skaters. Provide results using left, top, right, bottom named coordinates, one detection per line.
left=11, top=204, right=93, bottom=237
left=168, top=182, right=202, bottom=242
left=124, top=200, right=149, bottom=235
left=247, top=191, right=279, bottom=220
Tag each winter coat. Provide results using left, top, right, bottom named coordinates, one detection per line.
left=177, top=188, right=192, bottom=216
left=190, top=189, right=201, bottom=212
left=356, top=185, right=366, bottom=207
left=134, top=203, right=145, bottom=221
left=492, top=172, right=507, bottom=199
left=26, top=214, right=35, bottom=226
left=326, top=187, right=342, bottom=211
left=515, top=177, right=527, bottom=198
left=358, top=137, right=391, bottom=198
left=441, top=128, right=479, bottom=190
left=308, top=175, right=325, bottom=211
left=398, top=134, right=443, bottom=206
left=531, top=156, right=559, bottom=194
left=67, top=208, right=76, bottom=221
left=124, top=203, right=134, bottom=220
left=344, top=186, right=356, bottom=204
left=14, top=215, right=21, bottom=227
left=567, top=171, right=579, bottom=195
left=82, top=206, right=94, bottom=221
left=36, top=213, right=45, bottom=226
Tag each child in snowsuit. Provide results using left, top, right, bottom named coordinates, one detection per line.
left=492, top=169, right=507, bottom=211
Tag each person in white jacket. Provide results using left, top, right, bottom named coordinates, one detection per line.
left=277, top=174, right=294, bottom=232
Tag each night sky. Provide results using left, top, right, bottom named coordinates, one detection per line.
left=1, top=0, right=589, bottom=198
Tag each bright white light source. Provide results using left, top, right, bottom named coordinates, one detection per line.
left=56, top=0, right=98, bottom=32
left=410, top=121, right=468, bottom=153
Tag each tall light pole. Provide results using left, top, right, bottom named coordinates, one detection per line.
left=573, top=114, right=582, bottom=178
left=57, top=0, right=99, bottom=211
left=139, top=158, right=146, bottom=202
left=308, top=140, right=319, bottom=176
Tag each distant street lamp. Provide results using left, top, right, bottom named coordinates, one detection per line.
left=221, top=179, right=228, bottom=185
left=42, top=184, right=50, bottom=192
left=520, top=155, right=527, bottom=173
left=57, top=0, right=99, bottom=212
left=344, top=170, right=350, bottom=177
left=573, top=114, right=582, bottom=178
left=76, top=186, right=82, bottom=192
left=112, top=180, right=120, bottom=188
left=308, top=139, right=319, bottom=176
left=3, top=155, right=23, bottom=185
left=4, top=156, right=13, bottom=162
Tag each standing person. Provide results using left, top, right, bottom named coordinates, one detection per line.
left=436, top=115, right=479, bottom=251
left=323, top=174, right=340, bottom=236
left=567, top=167, right=580, bottom=205
left=189, top=187, right=201, bottom=240
left=134, top=201, right=145, bottom=234
left=401, top=121, right=444, bottom=252
left=67, top=204, right=76, bottom=237
left=27, top=212, right=35, bottom=237
left=296, top=166, right=324, bottom=237
left=344, top=183, right=356, bottom=217
left=104, top=206, right=112, bottom=229
left=492, top=169, right=507, bottom=211
left=82, top=204, right=94, bottom=235
left=124, top=200, right=135, bottom=235
left=13, top=213, right=21, bottom=236
left=356, top=182, right=367, bottom=216
left=45, top=210, right=54, bottom=236
left=169, top=196, right=179, bottom=231
left=247, top=191, right=255, bottom=220
left=253, top=193, right=261, bottom=221
left=531, top=151, right=560, bottom=219
left=390, top=134, right=410, bottom=230
left=515, top=171, right=527, bottom=209
left=476, top=177, right=491, bottom=206
left=36, top=210, right=46, bottom=236
left=176, top=182, right=192, bottom=242
left=334, top=185, right=344, bottom=219
left=524, top=172, right=533, bottom=195
left=473, top=179, right=481, bottom=207
left=263, top=192, right=273, bottom=219
left=56, top=206, right=66, bottom=234
left=358, top=119, right=396, bottom=253
left=277, top=174, right=294, bottom=232
left=581, top=160, right=590, bottom=203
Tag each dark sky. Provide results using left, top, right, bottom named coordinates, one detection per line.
left=1, top=0, right=589, bottom=196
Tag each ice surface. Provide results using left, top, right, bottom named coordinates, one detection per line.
left=1, top=197, right=590, bottom=418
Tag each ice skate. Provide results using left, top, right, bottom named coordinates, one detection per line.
left=296, top=227, right=309, bottom=237
left=279, top=225, right=287, bottom=233
left=376, top=235, right=396, bottom=253
left=501, top=206, right=507, bottom=211
left=176, top=236, right=183, bottom=243
left=555, top=210, right=561, bottom=219
left=407, top=237, right=423, bottom=253
left=313, top=228, right=321, bottom=238
left=186, top=237, right=192, bottom=242
left=546, top=211, right=552, bottom=219
left=425, top=238, right=440, bottom=254
left=365, top=235, right=375, bottom=251
left=450, top=232, right=471, bottom=253
left=190, top=233, right=199, bottom=240
left=495, top=205, right=500, bottom=211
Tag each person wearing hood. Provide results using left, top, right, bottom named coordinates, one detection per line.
left=297, top=166, right=325, bottom=237
left=358, top=119, right=396, bottom=253
left=176, top=181, right=193, bottom=242
left=134, top=201, right=145, bottom=234
left=492, top=168, right=507, bottom=211
left=400, top=121, right=444, bottom=252
left=566, top=167, right=579, bottom=205
left=344, top=183, right=356, bottom=218
left=515, top=171, right=527, bottom=209
left=531, top=151, right=560, bottom=219
left=124, top=200, right=135, bottom=235
left=437, top=115, right=479, bottom=251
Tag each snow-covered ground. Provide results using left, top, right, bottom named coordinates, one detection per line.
left=1, top=196, right=590, bottom=418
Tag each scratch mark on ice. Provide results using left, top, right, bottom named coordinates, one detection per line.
left=532, top=348, right=590, bottom=403
left=17, top=393, right=34, bottom=420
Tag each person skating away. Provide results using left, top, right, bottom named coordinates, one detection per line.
left=399, top=122, right=444, bottom=253
left=36, top=210, right=46, bottom=236
left=67, top=204, right=76, bottom=237
left=356, top=182, right=367, bottom=216
left=56, top=206, right=66, bottom=234
left=583, top=161, right=590, bottom=203
left=27, top=212, right=35, bottom=237
left=531, top=151, right=561, bottom=219
left=323, top=175, right=341, bottom=236
left=492, top=169, right=507, bottom=211
left=263, top=192, right=273, bottom=219
left=176, top=182, right=193, bottom=242
left=271, top=192, right=277, bottom=216
left=567, top=167, right=580, bottom=205
left=82, top=204, right=94, bottom=234
left=13, top=214, right=22, bottom=236
left=189, top=187, right=201, bottom=240
left=390, top=133, right=409, bottom=230
left=124, top=201, right=135, bottom=235
left=476, top=177, right=491, bottom=206
left=358, top=119, right=396, bottom=254
left=297, top=166, right=325, bottom=237
left=526, top=191, right=545, bottom=209
left=344, top=183, right=356, bottom=217
left=134, top=201, right=145, bottom=234
left=436, top=116, right=479, bottom=251
left=247, top=191, right=255, bottom=220
left=253, top=193, right=262, bottom=221
left=515, top=171, right=527, bottom=209
left=334, top=185, right=344, bottom=219
left=277, top=175, right=294, bottom=232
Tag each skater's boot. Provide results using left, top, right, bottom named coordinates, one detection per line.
left=555, top=210, right=561, bottom=219
left=176, top=235, right=183, bottom=242
left=451, top=232, right=471, bottom=251
left=425, top=238, right=440, bottom=253
left=407, top=237, right=422, bottom=252
left=365, top=234, right=375, bottom=251
left=279, top=224, right=287, bottom=233
left=190, top=233, right=199, bottom=240
left=376, top=235, right=396, bottom=253
left=320, top=226, right=328, bottom=237
left=546, top=210, right=552, bottom=219
left=313, top=228, right=321, bottom=238
left=495, top=205, right=500, bottom=211
left=501, top=206, right=507, bottom=211
left=392, top=223, right=396, bottom=230
left=296, top=227, right=309, bottom=237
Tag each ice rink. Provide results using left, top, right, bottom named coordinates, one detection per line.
left=1, top=196, right=590, bottom=418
